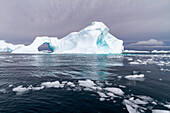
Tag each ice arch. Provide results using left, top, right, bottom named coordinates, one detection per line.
left=12, top=36, right=59, bottom=53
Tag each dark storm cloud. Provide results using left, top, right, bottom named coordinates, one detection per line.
left=0, top=0, right=170, bottom=44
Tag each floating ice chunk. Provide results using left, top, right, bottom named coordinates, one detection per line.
left=123, top=98, right=147, bottom=113
left=41, top=81, right=63, bottom=88
left=83, top=88, right=93, bottom=91
left=29, top=85, right=44, bottom=91
left=129, top=97, right=148, bottom=105
left=9, top=84, right=13, bottom=87
left=127, top=58, right=133, bottom=61
left=123, top=99, right=141, bottom=113
left=136, top=95, right=153, bottom=102
left=105, top=87, right=124, bottom=95
left=67, top=82, right=75, bottom=87
left=97, top=91, right=108, bottom=98
left=125, top=74, right=145, bottom=81
left=13, top=85, right=44, bottom=94
left=164, top=104, right=170, bottom=109
left=129, top=62, right=140, bottom=65
left=119, top=85, right=126, bottom=88
left=13, top=85, right=29, bottom=93
left=124, top=50, right=150, bottom=53
left=151, top=50, right=170, bottom=53
left=99, top=98, right=105, bottom=101
left=152, top=110, right=170, bottom=113
left=78, top=79, right=96, bottom=88
left=106, top=92, right=117, bottom=97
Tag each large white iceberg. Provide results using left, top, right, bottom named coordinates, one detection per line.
left=2, top=21, right=124, bottom=54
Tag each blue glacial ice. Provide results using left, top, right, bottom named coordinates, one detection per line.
left=1, top=21, right=124, bottom=54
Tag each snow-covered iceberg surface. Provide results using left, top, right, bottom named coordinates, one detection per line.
left=0, top=40, right=25, bottom=52
left=2, top=21, right=124, bottom=54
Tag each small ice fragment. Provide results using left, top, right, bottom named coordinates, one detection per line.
left=146, top=71, right=151, bottom=73
left=99, top=98, right=105, bottom=101
left=105, top=87, right=124, bottom=95
left=117, top=76, right=122, bottom=79
left=78, top=79, right=96, bottom=88
left=107, top=92, right=117, bottom=97
left=62, top=81, right=67, bottom=84
left=67, top=82, right=75, bottom=87
left=129, top=62, right=140, bottom=65
left=97, top=91, right=108, bottom=98
left=119, top=85, right=126, bottom=88
left=9, top=84, right=13, bottom=87
left=41, top=81, right=63, bottom=88
left=127, top=58, right=133, bottom=61
left=164, top=104, right=170, bottom=109
left=125, top=74, right=145, bottom=81
left=83, top=88, right=93, bottom=91
left=152, top=110, right=170, bottom=113
left=13, top=85, right=29, bottom=93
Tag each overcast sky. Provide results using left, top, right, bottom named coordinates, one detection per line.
left=0, top=0, right=170, bottom=45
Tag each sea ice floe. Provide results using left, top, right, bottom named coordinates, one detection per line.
left=129, top=97, right=148, bottom=105
left=41, top=81, right=64, bottom=88
left=129, top=62, right=140, bottom=65
left=164, top=104, right=170, bottom=109
left=99, top=98, right=105, bottom=101
left=106, top=92, right=117, bottom=97
left=12, top=85, right=44, bottom=94
left=97, top=91, right=108, bottom=98
left=125, top=74, right=145, bottom=81
left=66, top=82, right=75, bottom=87
left=152, top=110, right=170, bottom=113
left=105, top=87, right=124, bottom=95
left=78, top=79, right=96, bottom=88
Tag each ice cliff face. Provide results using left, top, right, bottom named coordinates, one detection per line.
left=1, top=21, right=124, bottom=54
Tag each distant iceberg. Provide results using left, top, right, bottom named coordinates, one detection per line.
left=0, top=40, right=25, bottom=52
left=1, top=21, right=124, bottom=54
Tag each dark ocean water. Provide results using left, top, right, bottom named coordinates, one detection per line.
left=0, top=53, right=169, bottom=113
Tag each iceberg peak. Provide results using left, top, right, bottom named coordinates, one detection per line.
left=1, top=21, right=124, bottom=54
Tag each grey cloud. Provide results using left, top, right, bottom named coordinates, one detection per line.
left=0, top=0, right=170, bottom=44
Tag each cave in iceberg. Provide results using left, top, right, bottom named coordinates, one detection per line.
left=12, top=21, right=124, bottom=54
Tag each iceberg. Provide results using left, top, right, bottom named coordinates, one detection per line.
left=0, top=40, right=25, bottom=52
left=2, top=21, right=124, bottom=54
